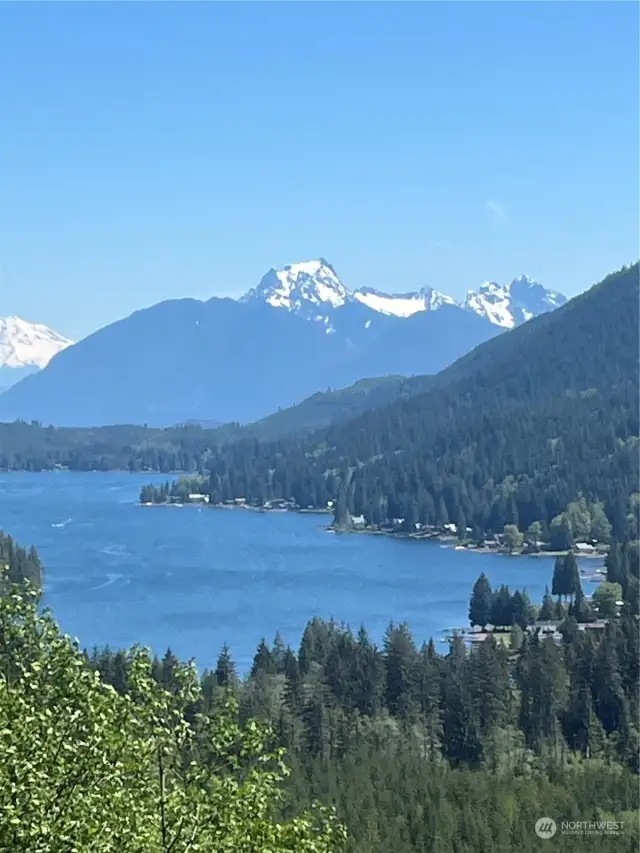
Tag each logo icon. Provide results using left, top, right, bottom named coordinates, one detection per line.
left=535, top=818, right=557, bottom=839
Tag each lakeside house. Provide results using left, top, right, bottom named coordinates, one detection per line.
left=460, top=618, right=612, bottom=648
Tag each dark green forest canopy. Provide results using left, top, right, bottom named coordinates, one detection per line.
left=86, top=540, right=640, bottom=853
left=200, top=264, right=640, bottom=537
left=2, top=529, right=639, bottom=852
left=0, top=421, right=230, bottom=473
left=1, top=265, right=637, bottom=543
left=0, top=377, right=434, bottom=472
left=0, top=530, right=42, bottom=590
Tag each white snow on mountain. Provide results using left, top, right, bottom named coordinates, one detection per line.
left=353, top=287, right=456, bottom=318
left=0, top=315, right=73, bottom=369
left=464, top=281, right=514, bottom=328
left=243, top=260, right=566, bottom=330
left=464, top=275, right=567, bottom=329
left=244, top=259, right=350, bottom=312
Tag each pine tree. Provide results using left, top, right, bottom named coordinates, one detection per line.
left=592, top=625, right=629, bottom=737
left=564, top=551, right=581, bottom=599
left=251, top=639, right=276, bottom=678
left=469, top=573, right=493, bottom=628
left=383, top=622, right=418, bottom=719
left=215, top=643, right=237, bottom=688
left=538, top=586, right=554, bottom=621
left=510, top=590, right=534, bottom=629
left=490, top=585, right=512, bottom=628
left=551, top=555, right=565, bottom=598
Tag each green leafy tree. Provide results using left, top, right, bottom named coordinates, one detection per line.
left=589, top=501, right=612, bottom=543
left=0, top=586, right=346, bottom=853
left=566, top=497, right=592, bottom=541
left=525, top=521, right=543, bottom=549
left=502, top=524, right=523, bottom=554
left=593, top=581, right=623, bottom=618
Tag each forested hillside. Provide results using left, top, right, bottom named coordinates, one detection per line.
left=0, top=530, right=42, bottom=590
left=2, top=534, right=639, bottom=852
left=0, top=377, right=435, bottom=471
left=201, top=264, right=639, bottom=538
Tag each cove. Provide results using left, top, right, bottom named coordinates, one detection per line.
left=0, top=471, right=601, bottom=673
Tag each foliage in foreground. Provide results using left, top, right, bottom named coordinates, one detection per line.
left=0, top=588, right=345, bottom=853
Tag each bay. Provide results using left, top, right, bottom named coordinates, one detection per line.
left=0, top=471, right=598, bottom=673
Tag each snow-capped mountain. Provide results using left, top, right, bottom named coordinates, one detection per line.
left=353, top=286, right=456, bottom=318
left=0, top=261, right=568, bottom=426
left=0, top=316, right=72, bottom=370
left=242, top=260, right=350, bottom=325
left=243, top=259, right=566, bottom=331
left=464, top=275, right=567, bottom=328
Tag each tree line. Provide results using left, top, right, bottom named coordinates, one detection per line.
left=84, top=542, right=639, bottom=852
left=0, top=421, right=233, bottom=474
left=143, top=265, right=639, bottom=544
left=2, top=529, right=638, bottom=851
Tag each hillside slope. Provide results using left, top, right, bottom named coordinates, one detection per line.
left=203, top=264, right=640, bottom=537
left=0, top=258, right=565, bottom=428
left=0, top=373, right=438, bottom=471
left=0, top=298, right=353, bottom=427
left=0, top=295, right=495, bottom=427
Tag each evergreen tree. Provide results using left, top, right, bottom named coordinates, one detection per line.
left=468, top=573, right=493, bottom=628
left=564, top=552, right=581, bottom=599
left=383, top=622, right=418, bottom=719
left=592, top=625, right=630, bottom=741
left=215, top=643, right=237, bottom=688
left=538, top=586, right=554, bottom=621
left=251, top=638, right=277, bottom=678
left=510, top=590, right=534, bottom=629
left=490, top=585, right=513, bottom=628
left=549, top=514, right=574, bottom=551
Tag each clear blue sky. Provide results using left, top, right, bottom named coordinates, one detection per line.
left=1, top=2, right=638, bottom=340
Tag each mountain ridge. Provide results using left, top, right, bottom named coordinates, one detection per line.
left=0, top=259, right=569, bottom=427
left=200, top=263, right=640, bottom=538
left=240, top=259, right=567, bottom=330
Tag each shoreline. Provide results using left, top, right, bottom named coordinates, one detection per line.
left=139, top=501, right=607, bottom=560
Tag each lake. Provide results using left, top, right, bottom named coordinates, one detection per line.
left=0, top=472, right=599, bottom=673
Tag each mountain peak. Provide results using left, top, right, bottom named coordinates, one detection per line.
left=0, top=315, right=73, bottom=369
left=465, top=275, right=566, bottom=328
left=244, top=259, right=350, bottom=315
left=241, top=260, right=566, bottom=331
left=510, top=273, right=538, bottom=285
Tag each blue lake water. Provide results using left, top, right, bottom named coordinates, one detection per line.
left=0, top=472, right=602, bottom=673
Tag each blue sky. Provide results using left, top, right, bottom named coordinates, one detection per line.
left=1, top=2, right=638, bottom=340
